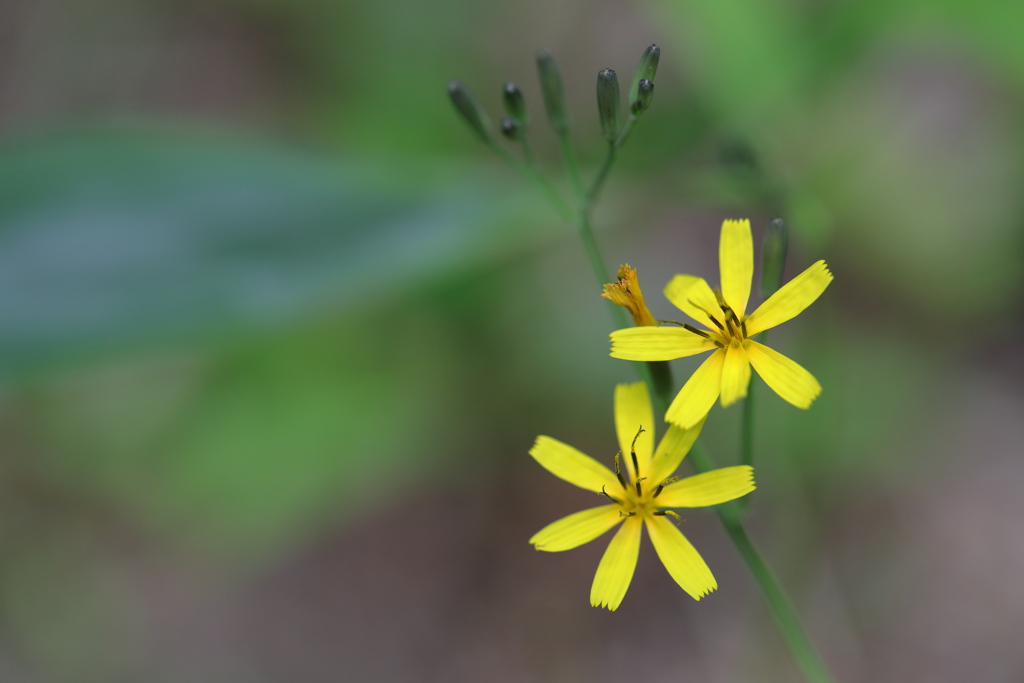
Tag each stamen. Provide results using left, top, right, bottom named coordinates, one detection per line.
left=721, top=304, right=738, bottom=336
left=613, top=453, right=628, bottom=490
left=630, top=426, right=644, bottom=481
left=688, top=299, right=725, bottom=332
left=741, top=320, right=748, bottom=337
left=634, top=476, right=646, bottom=497
left=654, top=509, right=682, bottom=524
left=683, top=324, right=712, bottom=339
left=600, top=485, right=623, bottom=505
left=626, top=423, right=643, bottom=493
left=653, top=476, right=680, bottom=498
left=722, top=304, right=741, bottom=327
left=619, top=511, right=636, bottom=517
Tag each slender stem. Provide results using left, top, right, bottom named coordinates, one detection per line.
left=614, top=115, right=637, bottom=150
left=559, top=134, right=585, bottom=201
left=689, top=444, right=834, bottom=683
left=486, top=140, right=574, bottom=221
left=742, top=375, right=756, bottom=469
left=584, top=142, right=617, bottom=212
left=737, top=330, right=768, bottom=514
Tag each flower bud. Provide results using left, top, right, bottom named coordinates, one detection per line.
left=536, top=50, right=569, bottom=135
left=447, top=80, right=491, bottom=143
left=631, top=78, right=654, bottom=115
left=760, top=217, right=789, bottom=298
left=596, top=68, right=621, bottom=143
left=502, top=82, right=527, bottom=124
left=629, top=44, right=660, bottom=110
left=500, top=116, right=524, bottom=141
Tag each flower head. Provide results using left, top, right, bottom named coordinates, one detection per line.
left=610, top=219, right=833, bottom=429
left=602, top=264, right=658, bottom=327
left=529, top=382, right=755, bottom=610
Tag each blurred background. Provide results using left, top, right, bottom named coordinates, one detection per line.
left=0, top=0, right=1022, bottom=681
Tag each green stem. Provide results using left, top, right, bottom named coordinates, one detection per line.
left=559, top=134, right=585, bottom=202
left=741, top=375, right=756, bottom=469
left=737, top=330, right=768, bottom=514
left=584, top=142, right=617, bottom=212
left=688, top=443, right=834, bottom=683
left=486, top=140, right=574, bottom=221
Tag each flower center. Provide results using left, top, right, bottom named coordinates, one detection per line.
left=684, top=289, right=748, bottom=347
left=600, top=426, right=681, bottom=522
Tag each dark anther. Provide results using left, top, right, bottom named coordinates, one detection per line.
left=741, top=320, right=748, bottom=337
left=721, top=304, right=743, bottom=336
left=653, top=476, right=680, bottom=498
left=619, top=511, right=636, bottom=517
left=683, top=324, right=711, bottom=339
left=689, top=299, right=725, bottom=332
left=613, top=453, right=628, bottom=489
left=630, top=426, right=644, bottom=480
left=721, top=304, right=738, bottom=336
left=634, top=476, right=646, bottom=497
left=601, top=485, right=623, bottom=505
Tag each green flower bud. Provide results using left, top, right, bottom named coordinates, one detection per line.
left=502, top=82, right=527, bottom=124
left=629, top=44, right=660, bottom=109
left=447, top=80, right=491, bottom=143
left=631, top=78, right=654, bottom=115
left=536, top=50, right=569, bottom=135
left=500, top=116, right=524, bottom=141
left=596, top=68, right=621, bottom=143
left=760, top=217, right=790, bottom=298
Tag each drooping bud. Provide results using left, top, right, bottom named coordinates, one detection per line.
left=596, top=68, right=621, bottom=143
left=536, top=50, right=569, bottom=135
left=631, top=78, right=654, bottom=115
left=629, top=44, right=660, bottom=110
left=502, top=82, right=527, bottom=124
left=447, top=80, right=491, bottom=143
left=602, top=264, right=657, bottom=327
left=760, top=217, right=789, bottom=298
left=500, top=116, right=524, bottom=141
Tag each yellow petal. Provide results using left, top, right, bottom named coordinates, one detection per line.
left=665, top=349, right=726, bottom=429
left=614, top=382, right=655, bottom=480
left=719, top=340, right=751, bottom=408
left=719, top=219, right=753, bottom=317
left=610, top=326, right=717, bottom=361
left=644, top=516, right=717, bottom=600
left=529, top=436, right=618, bottom=493
left=590, top=516, right=642, bottom=610
left=745, top=341, right=822, bottom=408
left=745, top=260, right=833, bottom=336
left=656, top=465, right=756, bottom=508
left=663, top=275, right=722, bottom=331
left=646, top=418, right=706, bottom=485
left=529, top=505, right=623, bottom=552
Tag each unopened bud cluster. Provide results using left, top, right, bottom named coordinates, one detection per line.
left=447, top=43, right=662, bottom=153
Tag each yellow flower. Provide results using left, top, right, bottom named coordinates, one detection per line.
left=602, top=264, right=658, bottom=327
left=610, top=219, right=833, bottom=429
left=529, top=382, right=755, bottom=610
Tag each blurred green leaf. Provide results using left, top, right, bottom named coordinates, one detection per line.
left=0, top=126, right=549, bottom=381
